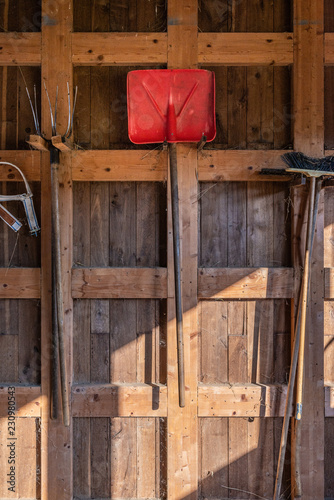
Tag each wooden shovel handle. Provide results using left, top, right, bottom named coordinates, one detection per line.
left=169, top=143, right=185, bottom=408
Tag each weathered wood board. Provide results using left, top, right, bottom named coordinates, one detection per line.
left=1, top=0, right=333, bottom=499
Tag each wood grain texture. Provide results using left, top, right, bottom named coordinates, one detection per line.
left=0, top=33, right=41, bottom=65
left=325, top=268, right=334, bottom=298
left=291, top=0, right=325, bottom=497
left=198, top=384, right=288, bottom=417
left=72, top=32, right=167, bottom=65
left=198, top=33, right=293, bottom=65
left=72, top=383, right=167, bottom=417
left=0, top=385, right=41, bottom=417
left=0, top=151, right=40, bottom=181
left=71, top=267, right=167, bottom=299
left=0, top=268, right=40, bottom=298
left=72, top=150, right=167, bottom=181
left=167, top=4, right=198, bottom=497
left=198, top=149, right=291, bottom=181
left=198, top=267, right=294, bottom=299
left=40, top=1, right=73, bottom=498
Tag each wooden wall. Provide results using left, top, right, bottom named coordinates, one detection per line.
left=0, top=0, right=333, bottom=499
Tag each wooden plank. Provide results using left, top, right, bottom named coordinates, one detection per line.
left=0, top=33, right=41, bottom=65
left=90, top=417, right=110, bottom=498
left=247, top=67, right=274, bottom=148
left=325, top=268, right=334, bottom=298
left=291, top=0, right=325, bottom=497
left=72, top=267, right=167, bottom=299
left=72, top=32, right=167, bottom=65
left=198, top=384, right=288, bottom=417
left=199, top=301, right=228, bottom=384
left=110, top=299, right=137, bottom=383
left=199, top=418, right=229, bottom=498
left=325, top=418, right=334, bottom=498
left=0, top=386, right=41, bottom=417
left=248, top=418, right=275, bottom=498
left=198, top=149, right=291, bottom=182
left=167, top=4, right=198, bottom=497
left=0, top=268, right=40, bottom=298
left=15, top=418, right=39, bottom=498
left=137, top=417, right=157, bottom=498
left=41, top=1, right=73, bottom=499
left=110, top=418, right=137, bottom=497
left=325, top=33, right=334, bottom=64
left=198, top=33, right=293, bottom=65
left=72, top=150, right=167, bottom=181
left=228, top=417, right=248, bottom=498
left=73, top=418, right=91, bottom=498
left=198, top=267, right=294, bottom=299
left=199, top=183, right=228, bottom=267
left=325, top=386, right=334, bottom=417
left=72, top=383, right=167, bottom=417
left=18, top=300, right=40, bottom=384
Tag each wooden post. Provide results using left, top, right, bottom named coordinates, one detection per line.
left=167, top=1, right=198, bottom=498
left=41, top=1, right=73, bottom=498
left=291, top=1, right=325, bottom=498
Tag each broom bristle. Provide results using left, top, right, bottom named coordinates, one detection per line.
left=281, top=152, right=334, bottom=173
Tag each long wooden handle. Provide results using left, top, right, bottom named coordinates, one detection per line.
left=273, top=176, right=319, bottom=499
left=169, top=143, right=185, bottom=408
left=294, top=176, right=321, bottom=497
left=51, top=146, right=70, bottom=426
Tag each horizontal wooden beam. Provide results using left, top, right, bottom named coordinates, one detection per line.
left=72, top=267, right=167, bottom=299
left=0, top=149, right=294, bottom=182
left=325, top=385, right=334, bottom=417
left=198, top=383, right=288, bottom=417
left=198, top=149, right=291, bottom=182
left=72, top=383, right=167, bottom=417
left=72, top=32, right=167, bottom=65
left=2, top=32, right=334, bottom=68
left=325, top=268, right=334, bottom=299
left=0, top=33, right=41, bottom=65
left=0, top=385, right=42, bottom=417
left=0, top=151, right=41, bottom=181
left=0, top=268, right=40, bottom=298
left=72, top=150, right=167, bottom=181
left=198, top=267, right=294, bottom=299
left=198, top=33, right=293, bottom=66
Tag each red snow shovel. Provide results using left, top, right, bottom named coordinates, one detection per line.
left=127, top=69, right=216, bottom=407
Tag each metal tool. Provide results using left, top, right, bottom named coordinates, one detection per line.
left=26, top=82, right=77, bottom=426
left=0, top=161, right=40, bottom=235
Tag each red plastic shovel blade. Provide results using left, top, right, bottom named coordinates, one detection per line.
left=127, top=69, right=216, bottom=144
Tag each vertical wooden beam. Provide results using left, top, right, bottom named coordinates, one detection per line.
left=41, top=1, right=73, bottom=498
left=167, top=2, right=198, bottom=499
left=292, top=1, right=324, bottom=498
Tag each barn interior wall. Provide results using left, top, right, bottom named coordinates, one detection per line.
left=0, top=1, right=333, bottom=499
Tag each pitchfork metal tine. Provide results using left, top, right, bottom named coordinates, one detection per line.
left=66, top=85, right=78, bottom=139
left=44, top=81, right=56, bottom=136
left=33, top=85, right=41, bottom=136
left=54, top=86, right=58, bottom=136
left=25, top=86, right=40, bottom=136
left=65, top=82, right=71, bottom=138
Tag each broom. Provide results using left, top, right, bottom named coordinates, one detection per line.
left=273, top=152, right=334, bottom=500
